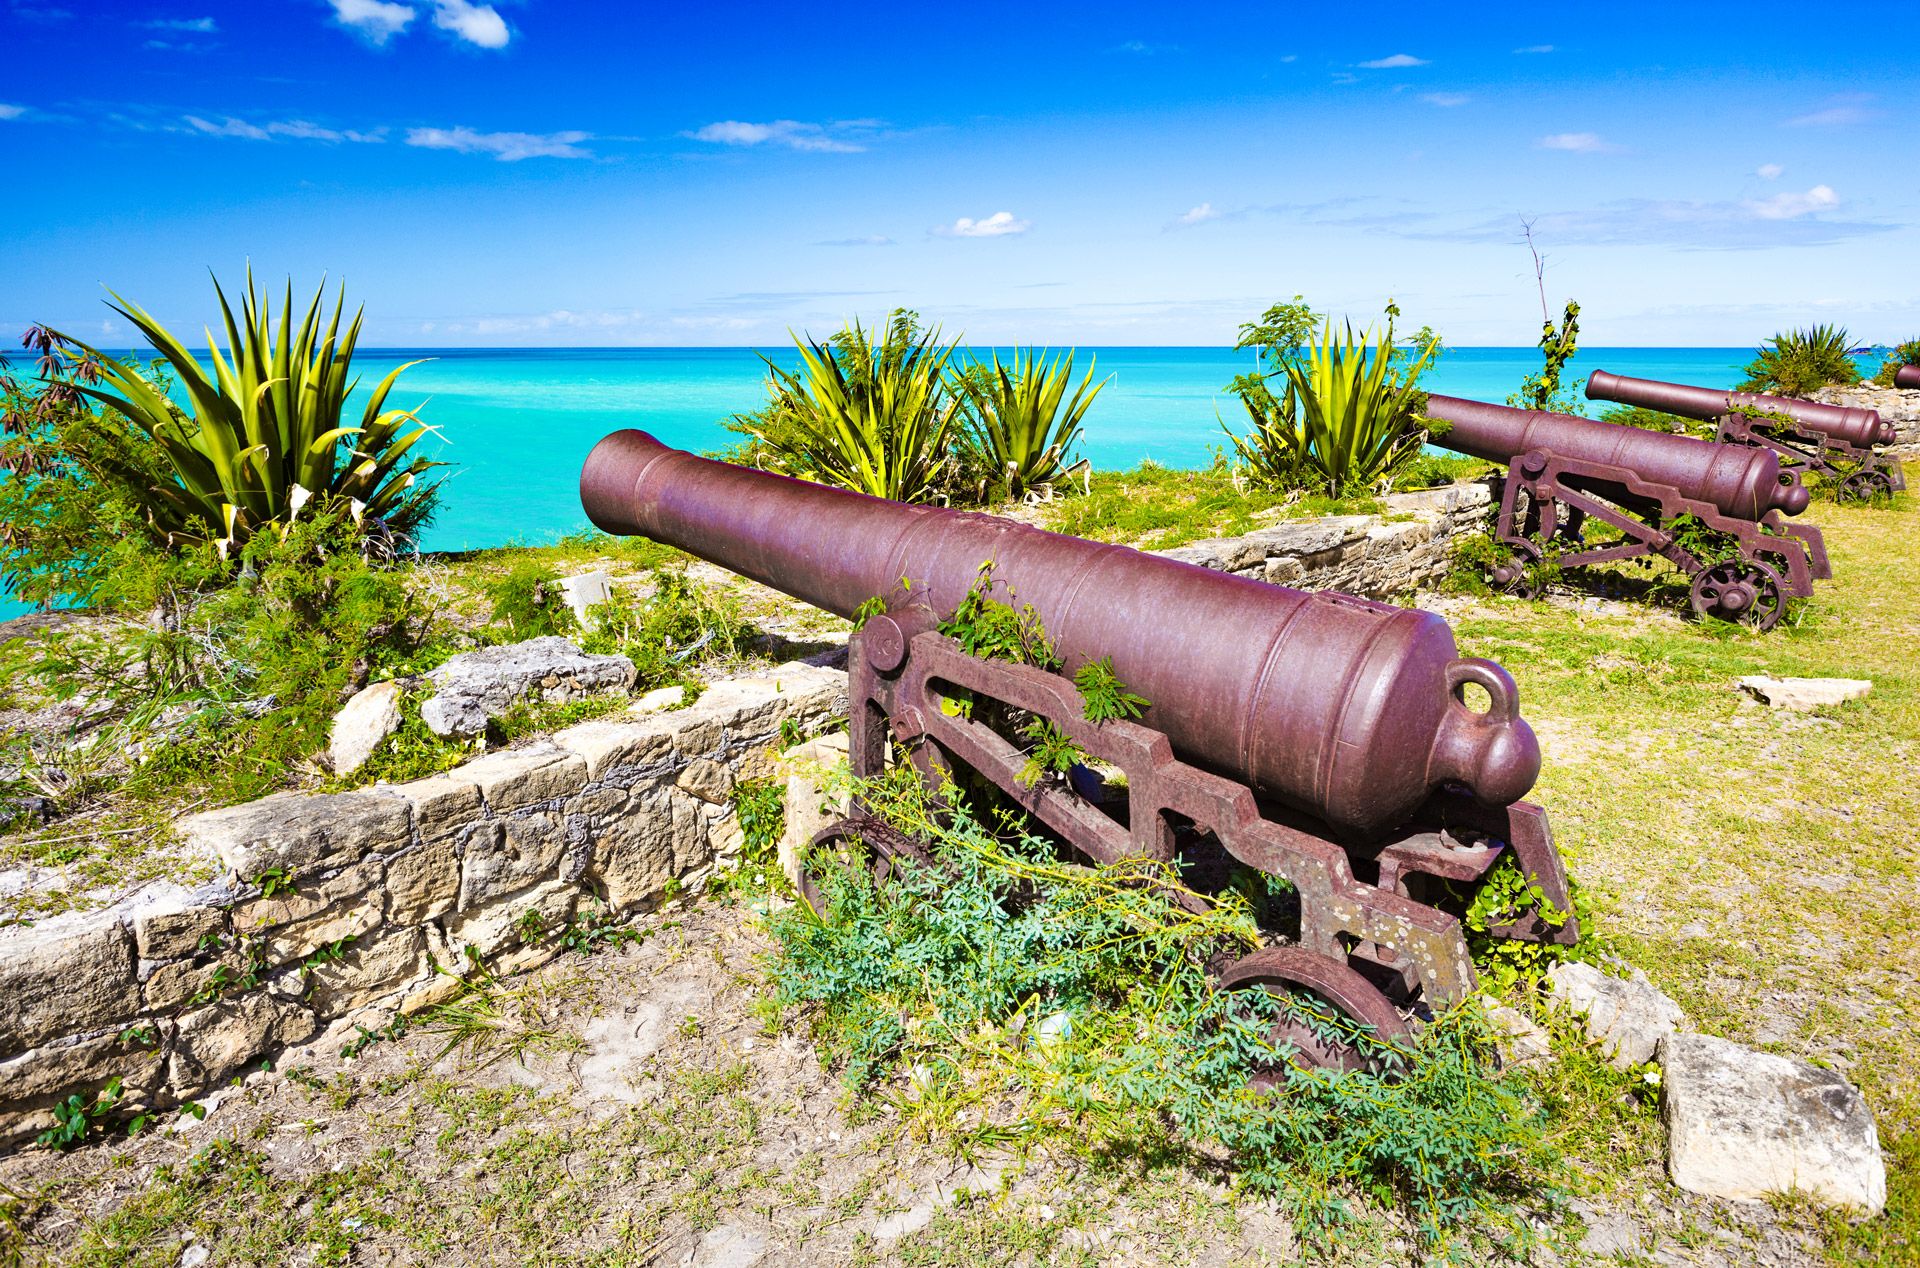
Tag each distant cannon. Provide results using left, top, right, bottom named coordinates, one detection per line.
left=1422, top=394, right=1830, bottom=630
left=1897, top=364, right=1920, bottom=391
left=1587, top=369, right=1904, bottom=501
left=581, top=428, right=1577, bottom=1068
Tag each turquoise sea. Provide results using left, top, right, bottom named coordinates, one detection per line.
left=3, top=345, right=1767, bottom=619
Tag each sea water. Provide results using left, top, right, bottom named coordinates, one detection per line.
left=2, top=345, right=1762, bottom=619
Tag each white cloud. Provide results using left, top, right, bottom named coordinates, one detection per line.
left=184, top=114, right=384, bottom=143
left=1537, top=131, right=1620, bottom=153
left=1177, top=202, right=1220, bottom=225
left=936, top=211, right=1030, bottom=238
left=1746, top=184, right=1839, bottom=220
left=432, top=0, right=507, bottom=48
left=139, top=16, right=215, bottom=31
left=1420, top=92, right=1470, bottom=107
left=1756, top=163, right=1784, bottom=179
left=688, top=119, right=868, bottom=153
left=404, top=125, right=592, bottom=161
left=1785, top=103, right=1875, bottom=127
left=1358, top=53, right=1429, bottom=68
left=0, top=104, right=26, bottom=121
left=819, top=235, right=894, bottom=247
left=329, top=0, right=415, bottom=45
left=1513, top=44, right=1554, bottom=54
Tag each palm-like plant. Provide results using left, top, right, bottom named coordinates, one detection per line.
left=1227, top=319, right=1437, bottom=497
left=954, top=349, right=1106, bottom=501
left=1738, top=324, right=1861, bottom=397
left=749, top=312, right=959, bottom=503
left=58, top=271, right=446, bottom=553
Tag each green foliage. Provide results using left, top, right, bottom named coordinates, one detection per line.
left=730, top=310, right=960, bottom=503
left=557, top=902, right=644, bottom=955
left=56, top=270, right=447, bottom=551
left=935, top=562, right=1058, bottom=670
left=1014, top=717, right=1080, bottom=787
left=1072, top=655, right=1149, bottom=723
left=255, top=867, right=294, bottom=899
left=483, top=561, right=579, bottom=640
left=1599, top=404, right=1712, bottom=438
left=849, top=595, right=887, bottom=630
left=766, top=768, right=1559, bottom=1251
left=1459, top=857, right=1588, bottom=993
left=1871, top=338, right=1920, bottom=386
left=1664, top=513, right=1747, bottom=567
left=1738, top=324, right=1862, bottom=397
left=951, top=348, right=1105, bottom=501
left=581, top=568, right=751, bottom=690
left=36, top=1077, right=123, bottom=1150
left=1510, top=300, right=1583, bottom=415
left=1225, top=299, right=1442, bottom=497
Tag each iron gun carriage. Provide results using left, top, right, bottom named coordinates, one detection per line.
left=1586, top=369, right=1904, bottom=501
left=1422, top=394, right=1830, bottom=630
left=581, top=429, right=1577, bottom=1068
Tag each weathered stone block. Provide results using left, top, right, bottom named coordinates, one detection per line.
left=1547, top=961, right=1686, bottom=1069
left=232, top=856, right=380, bottom=938
left=304, top=926, right=427, bottom=1020
left=384, top=838, right=460, bottom=925
left=122, top=882, right=231, bottom=961
left=444, top=880, right=577, bottom=961
left=0, top=908, right=140, bottom=1052
left=1735, top=676, right=1872, bottom=712
left=330, top=679, right=403, bottom=776
left=261, top=897, right=385, bottom=966
left=167, top=991, right=316, bottom=1095
left=0, top=1027, right=167, bottom=1105
left=1661, top=1032, right=1886, bottom=1213
left=631, top=684, right=687, bottom=714
left=421, top=636, right=636, bottom=738
left=459, top=813, right=568, bottom=909
left=668, top=715, right=725, bottom=757
left=565, top=785, right=629, bottom=822
left=142, top=956, right=213, bottom=1013
left=460, top=744, right=587, bottom=812
left=677, top=758, right=734, bottom=805
left=179, top=790, right=410, bottom=880
left=387, top=773, right=482, bottom=842
left=1244, top=519, right=1353, bottom=558
left=1262, top=557, right=1305, bottom=586
left=552, top=717, right=674, bottom=780
left=592, top=788, right=699, bottom=911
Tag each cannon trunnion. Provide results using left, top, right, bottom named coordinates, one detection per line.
left=1586, top=369, right=1905, bottom=502
left=1422, top=394, right=1831, bottom=630
left=581, top=429, right=1578, bottom=1067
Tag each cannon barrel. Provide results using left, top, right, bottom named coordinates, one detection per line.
left=1896, top=364, right=1920, bottom=391
left=1423, top=394, right=1811, bottom=519
left=1586, top=369, right=1893, bottom=448
left=581, top=429, right=1540, bottom=842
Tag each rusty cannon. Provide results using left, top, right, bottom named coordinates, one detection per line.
left=1422, top=394, right=1830, bottom=630
left=1897, top=364, right=1920, bottom=391
left=1586, top=369, right=1905, bottom=501
left=581, top=429, right=1577, bottom=1068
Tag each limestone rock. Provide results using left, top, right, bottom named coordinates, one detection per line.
left=420, top=636, right=636, bottom=738
left=303, top=926, right=427, bottom=1020
left=1479, top=996, right=1551, bottom=1067
left=1660, top=1032, right=1886, bottom=1213
left=444, top=879, right=577, bottom=962
left=168, top=992, right=316, bottom=1095
left=179, top=790, right=410, bottom=881
left=1736, top=676, right=1871, bottom=712
left=1545, top=961, right=1685, bottom=1069
left=631, top=685, right=687, bottom=714
left=120, top=881, right=232, bottom=960
left=556, top=570, right=613, bottom=627
left=459, top=813, right=570, bottom=908
left=0, top=907, right=141, bottom=1051
left=329, top=680, right=403, bottom=776
left=459, top=743, right=587, bottom=812
left=552, top=716, right=675, bottom=779
left=384, top=838, right=461, bottom=924
left=676, top=758, right=734, bottom=805
left=387, top=773, right=481, bottom=842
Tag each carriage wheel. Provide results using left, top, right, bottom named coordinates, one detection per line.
left=1688, top=559, right=1787, bottom=631
left=795, top=815, right=938, bottom=917
left=1838, top=469, right=1894, bottom=502
left=1217, top=945, right=1412, bottom=1078
left=1488, top=539, right=1546, bottom=601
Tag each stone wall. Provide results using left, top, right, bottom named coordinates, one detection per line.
left=0, top=661, right=845, bottom=1150
left=1812, top=382, right=1920, bottom=446
left=1153, top=482, right=1493, bottom=597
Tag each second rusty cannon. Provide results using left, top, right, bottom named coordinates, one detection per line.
left=581, top=428, right=1577, bottom=1068
left=1897, top=364, right=1920, bottom=391
left=1422, top=394, right=1830, bottom=630
left=1587, top=368, right=1905, bottom=501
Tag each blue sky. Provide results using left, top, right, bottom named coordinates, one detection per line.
left=2, top=0, right=1915, bottom=347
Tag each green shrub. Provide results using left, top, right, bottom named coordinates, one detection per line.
left=766, top=766, right=1559, bottom=1251
left=581, top=568, right=751, bottom=689
left=951, top=348, right=1105, bottom=501
left=1598, top=404, right=1712, bottom=438
left=1871, top=338, right=1920, bottom=387
left=1224, top=299, right=1442, bottom=497
left=728, top=310, right=959, bottom=503
left=1509, top=299, right=1583, bottom=416
left=483, top=561, right=578, bottom=640
left=1738, top=324, right=1861, bottom=397
left=54, top=270, right=447, bottom=552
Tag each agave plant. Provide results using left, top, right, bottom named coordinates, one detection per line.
left=1226, top=319, right=1437, bottom=498
left=57, top=271, right=446, bottom=553
left=953, top=348, right=1105, bottom=501
left=1738, top=324, right=1862, bottom=397
left=747, top=311, right=959, bottom=503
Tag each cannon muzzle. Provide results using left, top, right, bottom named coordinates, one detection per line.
left=1586, top=369, right=1890, bottom=448
left=1896, top=364, right=1920, bottom=391
left=581, top=429, right=1540, bottom=840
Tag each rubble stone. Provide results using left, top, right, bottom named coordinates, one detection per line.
left=1546, top=961, right=1685, bottom=1069
left=420, top=636, right=636, bottom=738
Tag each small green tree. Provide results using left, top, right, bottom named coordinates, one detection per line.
left=1509, top=221, right=1584, bottom=415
